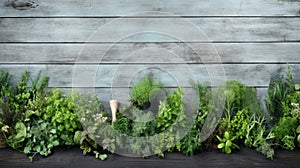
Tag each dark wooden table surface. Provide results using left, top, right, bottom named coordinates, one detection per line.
left=1, top=146, right=300, bottom=168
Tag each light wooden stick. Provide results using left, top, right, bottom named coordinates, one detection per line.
left=109, top=100, right=118, bottom=125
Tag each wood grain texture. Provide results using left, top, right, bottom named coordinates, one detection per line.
left=0, top=18, right=299, bottom=42
left=0, top=64, right=299, bottom=88
left=1, top=43, right=300, bottom=64
left=0, top=0, right=300, bottom=17
left=0, top=0, right=299, bottom=107
left=1, top=147, right=300, bottom=168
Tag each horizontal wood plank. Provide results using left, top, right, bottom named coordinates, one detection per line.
left=0, top=0, right=299, bottom=17
left=0, top=18, right=299, bottom=42
left=0, top=43, right=300, bottom=64
left=2, top=146, right=300, bottom=168
left=68, top=87, right=269, bottom=111
left=0, top=64, right=299, bottom=88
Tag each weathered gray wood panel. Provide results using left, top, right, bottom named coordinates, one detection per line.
left=0, top=0, right=299, bottom=17
left=0, top=64, right=299, bottom=88
left=78, top=87, right=269, bottom=110
left=1, top=43, right=300, bottom=64
left=0, top=18, right=299, bottom=42
left=0, top=0, right=299, bottom=105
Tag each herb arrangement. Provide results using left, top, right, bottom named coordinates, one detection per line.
left=0, top=71, right=107, bottom=161
left=1, top=65, right=300, bottom=162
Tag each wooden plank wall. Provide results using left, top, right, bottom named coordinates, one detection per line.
left=0, top=0, right=300, bottom=106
